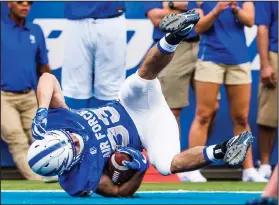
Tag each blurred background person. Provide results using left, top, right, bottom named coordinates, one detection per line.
left=144, top=1, right=219, bottom=182
left=255, top=1, right=278, bottom=180
left=187, top=1, right=267, bottom=182
left=1, top=1, right=50, bottom=181
left=62, top=2, right=127, bottom=109
left=246, top=165, right=278, bottom=205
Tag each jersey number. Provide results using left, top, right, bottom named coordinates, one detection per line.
left=93, top=106, right=129, bottom=149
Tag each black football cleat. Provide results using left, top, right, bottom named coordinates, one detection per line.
left=159, top=10, right=200, bottom=36
left=224, top=131, right=254, bottom=166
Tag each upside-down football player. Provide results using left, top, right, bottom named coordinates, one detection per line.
left=28, top=10, right=254, bottom=197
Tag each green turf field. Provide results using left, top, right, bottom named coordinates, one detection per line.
left=1, top=180, right=266, bottom=191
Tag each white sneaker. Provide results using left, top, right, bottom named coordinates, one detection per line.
left=42, top=175, right=58, bottom=183
left=258, top=164, right=272, bottom=180
left=242, top=168, right=268, bottom=182
left=178, top=170, right=207, bottom=182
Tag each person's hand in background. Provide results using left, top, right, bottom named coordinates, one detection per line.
left=260, top=65, right=277, bottom=88
left=213, top=2, right=230, bottom=15
left=230, top=1, right=240, bottom=14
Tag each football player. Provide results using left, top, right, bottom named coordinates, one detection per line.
left=28, top=10, right=254, bottom=197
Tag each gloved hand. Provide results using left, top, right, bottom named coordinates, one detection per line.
left=246, top=197, right=278, bottom=205
left=117, top=147, right=149, bottom=173
left=31, top=108, right=48, bottom=140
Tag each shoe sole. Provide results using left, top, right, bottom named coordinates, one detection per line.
left=224, top=132, right=254, bottom=166
left=159, top=13, right=199, bottom=33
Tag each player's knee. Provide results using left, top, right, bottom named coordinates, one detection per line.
left=151, top=156, right=172, bottom=176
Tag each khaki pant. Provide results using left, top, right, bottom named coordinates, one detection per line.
left=257, top=52, right=278, bottom=128
left=1, top=90, right=41, bottom=180
left=158, top=41, right=199, bottom=108
left=195, top=60, right=252, bottom=85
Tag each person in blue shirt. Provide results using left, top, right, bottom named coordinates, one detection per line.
left=61, top=2, right=127, bottom=109
left=27, top=12, right=253, bottom=197
left=143, top=1, right=220, bottom=183
left=1, top=1, right=50, bottom=181
left=254, top=1, right=278, bottom=180
left=187, top=1, right=267, bottom=182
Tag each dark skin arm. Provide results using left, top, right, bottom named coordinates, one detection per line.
left=95, top=172, right=145, bottom=197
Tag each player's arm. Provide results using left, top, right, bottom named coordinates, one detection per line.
left=96, top=172, right=145, bottom=197
left=96, top=147, right=148, bottom=197
left=32, top=73, right=69, bottom=139
left=36, top=73, right=69, bottom=109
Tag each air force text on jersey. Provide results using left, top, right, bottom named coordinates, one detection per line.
left=77, top=109, right=113, bottom=158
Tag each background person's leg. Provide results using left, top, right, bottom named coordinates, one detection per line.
left=189, top=60, right=223, bottom=149
left=62, top=19, right=95, bottom=105
left=19, top=91, right=37, bottom=144
left=186, top=60, right=223, bottom=182
left=258, top=125, right=277, bottom=178
left=94, top=15, right=126, bottom=102
left=1, top=92, right=41, bottom=180
left=184, top=81, right=220, bottom=182
left=226, top=63, right=267, bottom=182
left=257, top=52, right=278, bottom=179
left=189, top=81, right=220, bottom=148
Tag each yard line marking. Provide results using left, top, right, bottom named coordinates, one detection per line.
left=1, top=190, right=262, bottom=194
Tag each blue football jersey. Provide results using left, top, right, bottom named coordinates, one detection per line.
left=46, top=101, right=142, bottom=197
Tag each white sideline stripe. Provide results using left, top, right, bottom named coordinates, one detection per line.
left=2, top=190, right=262, bottom=194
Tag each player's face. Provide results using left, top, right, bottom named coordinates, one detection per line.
left=69, top=133, right=81, bottom=154
left=7, top=1, right=32, bottom=18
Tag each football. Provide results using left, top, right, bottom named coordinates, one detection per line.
left=105, top=151, right=137, bottom=184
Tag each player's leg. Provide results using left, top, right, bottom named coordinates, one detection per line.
left=170, top=131, right=254, bottom=174
left=118, top=11, right=200, bottom=126
left=138, top=11, right=200, bottom=80
left=158, top=41, right=195, bottom=130
left=123, top=12, right=253, bottom=176
left=142, top=91, right=254, bottom=176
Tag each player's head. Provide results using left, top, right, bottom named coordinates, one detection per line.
left=27, top=130, right=84, bottom=176
left=7, top=1, right=33, bottom=19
